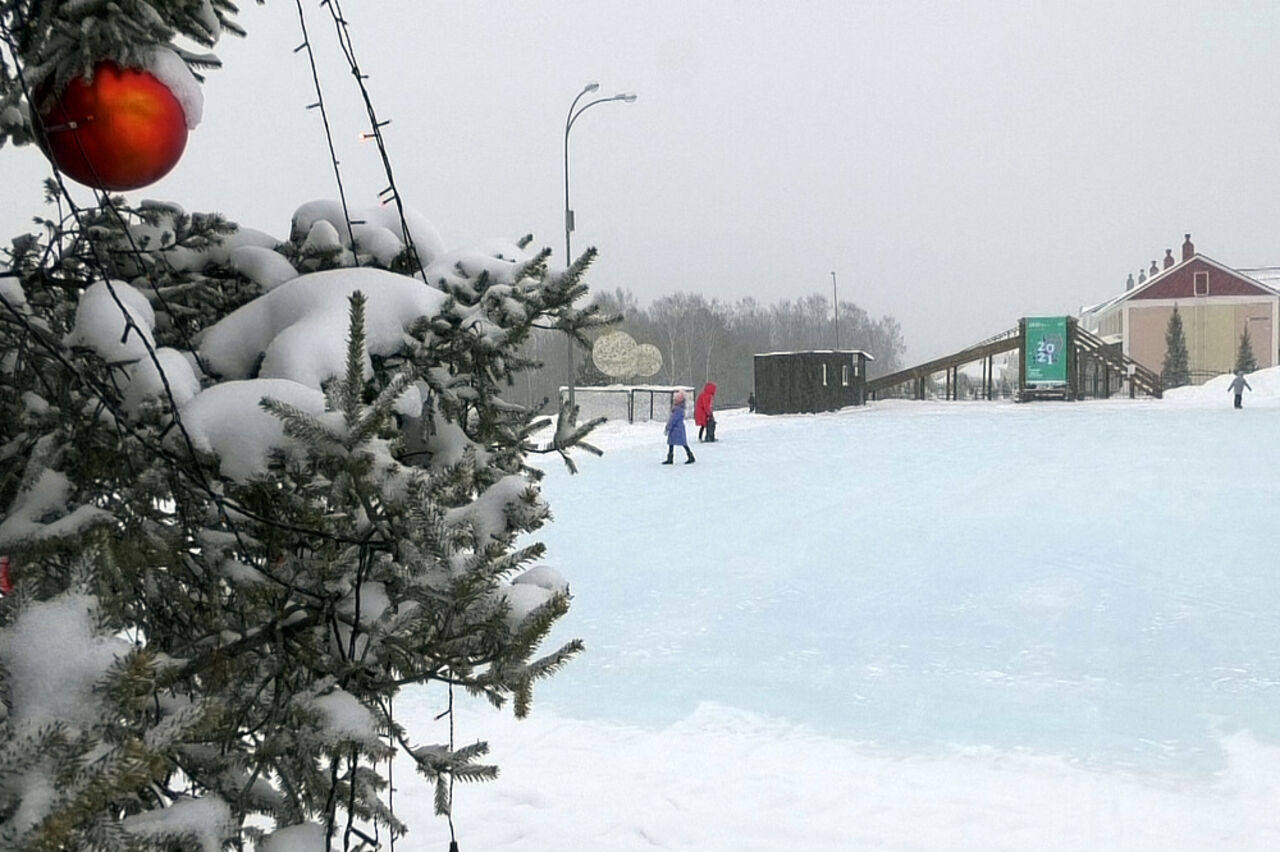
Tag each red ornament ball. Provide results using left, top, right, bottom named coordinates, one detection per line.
left=32, top=61, right=189, bottom=191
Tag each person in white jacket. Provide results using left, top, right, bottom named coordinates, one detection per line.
left=1228, top=371, right=1252, bottom=409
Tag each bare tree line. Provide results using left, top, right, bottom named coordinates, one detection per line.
left=514, top=290, right=907, bottom=409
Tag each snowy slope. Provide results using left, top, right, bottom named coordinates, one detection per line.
left=393, top=367, right=1280, bottom=850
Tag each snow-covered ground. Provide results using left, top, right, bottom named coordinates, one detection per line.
left=394, top=369, right=1280, bottom=850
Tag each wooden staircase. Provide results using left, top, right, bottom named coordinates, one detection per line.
left=1071, top=324, right=1162, bottom=399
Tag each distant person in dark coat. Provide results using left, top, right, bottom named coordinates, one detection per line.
left=695, top=382, right=717, bottom=442
left=748, top=392, right=756, bottom=413
left=1228, top=371, right=1252, bottom=409
left=663, top=391, right=695, bottom=465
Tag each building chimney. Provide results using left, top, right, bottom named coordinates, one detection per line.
left=1126, top=272, right=1135, bottom=290
left=1182, top=233, right=1194, bottom=261
left=1163, top=249, right=1175, bottom=269
left=1138, top=269, right=1147, bottom=284
left=1149, top=260, right=1159, bottom=276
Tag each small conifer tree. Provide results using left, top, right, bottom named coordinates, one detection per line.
left=1162, top=304, right=1191, bottom=388
left=1234, top=326, right=1258, bottom=374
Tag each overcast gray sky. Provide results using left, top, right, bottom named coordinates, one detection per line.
left=6, top=1, right=1280, bottom=362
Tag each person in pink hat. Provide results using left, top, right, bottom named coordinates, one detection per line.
left=663, top=390, right=695, bottom=465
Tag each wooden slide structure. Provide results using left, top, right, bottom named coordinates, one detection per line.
left=866, top=317, right=1162, bottom=402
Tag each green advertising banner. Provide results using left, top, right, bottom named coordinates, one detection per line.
left=1024, top=316, right=1068, bottom=384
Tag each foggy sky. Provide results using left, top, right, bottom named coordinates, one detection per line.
left=6, top=1, right=1280, bottom=362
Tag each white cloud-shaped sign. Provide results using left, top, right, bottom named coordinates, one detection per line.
left=592, top=331, right=662, bottom=379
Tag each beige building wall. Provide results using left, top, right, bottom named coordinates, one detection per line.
left=1126, top=306, right=1171, bottom=373
left=1242, top=313, right=1274, bottom=366
left=1124, top=300, right=1276, bottom=379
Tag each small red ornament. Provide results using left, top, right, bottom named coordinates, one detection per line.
left=31, top=61, right=188, bottom=191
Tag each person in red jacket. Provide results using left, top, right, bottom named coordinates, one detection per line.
left=695, top=382, right=717, bottom=442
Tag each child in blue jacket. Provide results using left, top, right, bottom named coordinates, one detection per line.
left=663, top=391, right=695, bottom=465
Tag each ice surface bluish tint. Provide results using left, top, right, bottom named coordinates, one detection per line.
left=533, top=401, right=1280, bottom=776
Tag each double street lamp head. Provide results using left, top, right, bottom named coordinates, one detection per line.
left=567, top=86, right=638, bottom=135
left=575, top=83, right=635, bottom=103
left=563, top=82, right=639, bottom=241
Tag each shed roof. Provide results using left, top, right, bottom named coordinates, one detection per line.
left=755, top=349, right=875, bottom=360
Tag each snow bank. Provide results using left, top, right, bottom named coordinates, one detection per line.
left=1162, top=364, right=1280, bottom=407
left=392, top=697, right=1280, bottom=851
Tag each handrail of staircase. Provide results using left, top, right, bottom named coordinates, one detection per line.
left=1073, top=325, right=1162, bottom=397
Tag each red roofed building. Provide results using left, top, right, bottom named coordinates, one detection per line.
left=1080, top=234, right=1280, bottom=384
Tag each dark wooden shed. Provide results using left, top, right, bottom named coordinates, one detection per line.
left=753, top=350, right=874, bottom=415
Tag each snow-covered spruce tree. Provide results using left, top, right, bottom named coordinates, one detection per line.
left=0, top=194, right=608, bottom=847
left=1234, top=325, right=1257, bottom=374
left=1, top=2, right=612, bottom=847
left=1161, top=304, right=1190, bottom=389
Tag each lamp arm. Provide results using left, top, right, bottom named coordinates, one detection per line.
left=567, top=96, right=630, bottom=135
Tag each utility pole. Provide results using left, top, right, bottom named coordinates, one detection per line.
left=831, top=271, right=839, bottom=350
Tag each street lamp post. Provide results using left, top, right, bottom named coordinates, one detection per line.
left=563, top=82, right=637, bottom=409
